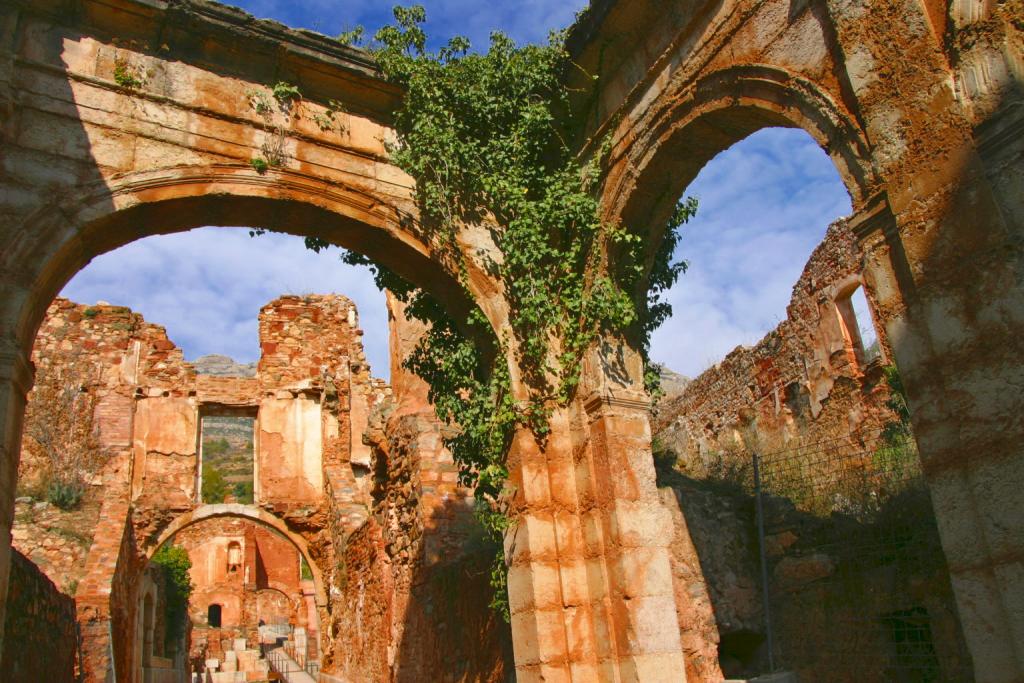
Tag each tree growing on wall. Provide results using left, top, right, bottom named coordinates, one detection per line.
left=151, top=544, right=193, bottom=652
left=201, top=467, right=229, bottom=503
left=264, top=5, right=697, bottom=619
left=20, top=354, right=103, bottom=509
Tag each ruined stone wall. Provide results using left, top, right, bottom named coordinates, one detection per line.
left=648, top=219, right=975, bottom=680
left=257, top=294, right=378, bottom=520
left=323, top=294, right=512, bottom=682
left=173, top=517, right=303, bottom=630
left=645, top=220, right=974, bottom=679
left=1, top=547, right=79, bottom=682
left=655, top=464, right=973, bottom=681
left=18, top=291, right=511, bottom=683
left=12, top=293, right=391, bottom=681
left=13, top=299, right=192, bottom=680
left=327, top=411, right=512, bottom=683
left=653, top=220, right=896, bottom=472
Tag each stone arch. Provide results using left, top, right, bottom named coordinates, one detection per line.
left=254, top=586, right=302, bottom=624
left=146, top=503, right=328, bottom=608
left=0, top=163, right=482, bottom=356
left=606, top=64, right=876, bottom=249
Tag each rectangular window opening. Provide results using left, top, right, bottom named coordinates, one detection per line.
left=849, top=285, right=881, bottom=364
left=836, top=284, right=882, bottom=368
left=200, top=414, right=255, bottom=504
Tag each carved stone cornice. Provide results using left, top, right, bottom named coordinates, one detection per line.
left=582, top=388, right=651, bottom=416
left=849, top=191, right=898, bottom=244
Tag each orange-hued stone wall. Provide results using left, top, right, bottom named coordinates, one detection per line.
left=12, top=291, right=511, bottom=682
left=323, top=293, right=513, bottom=682
left=172, top=516, right=307, bottom=665
left=12, top=292, right=386, bottom=681
left=1, top=0, right=1022, bottom=680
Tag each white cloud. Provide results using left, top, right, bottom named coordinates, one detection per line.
left=62, top=228, right=391, bottom=378
left=648, top=127, right=852, bottom=377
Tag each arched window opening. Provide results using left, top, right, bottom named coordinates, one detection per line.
left=649, top=127, right=853, bottom=379
left=207, top=603, right=222, bottom=628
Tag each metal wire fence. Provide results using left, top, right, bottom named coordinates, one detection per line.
left=752, top=430, right=974, bottom=682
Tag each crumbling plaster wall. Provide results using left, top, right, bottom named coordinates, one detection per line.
left=14, top=292, right=387, bottom=681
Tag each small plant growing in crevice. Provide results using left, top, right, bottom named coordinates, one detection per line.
left=246, top=81, right=303, bottom=169
left=113, top=55, right=145, bottom=89
left=312, top=99, right=348, bottom=135
left=271, top=81, right=302, bottom=105
left=47, top=479, right=85, bottom=510
left=247, top=89, right=274, bottom=116
left=249, top=157, right=269, bottom=175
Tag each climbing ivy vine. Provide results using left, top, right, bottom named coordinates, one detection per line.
left=356, top=6, right=696, bottom=619
left=257, top=6, right=696, bottom=619
left=360, top=5, right=695, bottom=457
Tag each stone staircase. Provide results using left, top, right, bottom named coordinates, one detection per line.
left=202, top=637, right=270, bottom=682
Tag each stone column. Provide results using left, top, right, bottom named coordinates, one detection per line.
left=0, top=338, right=32, bottom=665
left=580, top=389, right=686, bottom=681
left=506, top=387, right=686, bottom=681
left=505, top=418, right=580, bottom=682
left=825, top=3, right=1024, bottom=680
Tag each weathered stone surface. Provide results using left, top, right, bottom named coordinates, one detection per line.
left=1, top=548, right=78, bottom=682
left=322, top=293, right=512, bottom=682
left=0, top=0, right=1021, bottom=680
left=652, top=221, right=897, bottom=473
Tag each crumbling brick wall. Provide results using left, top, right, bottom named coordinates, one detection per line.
left=653, top=219, right=897, bottom=472
left=2, top=548, right=79, bottom=682
left=13, top=294, right=384, bottom=681
left=325, top=406, right=512, bottom=683
left=323, top=294, right=512, bottom=682
left=651, top=221, right=971, bottom=680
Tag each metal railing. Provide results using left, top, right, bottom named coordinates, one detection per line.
left=750, top=430, right=974, bottom=681
left=265, top=638, right=320, bottom=681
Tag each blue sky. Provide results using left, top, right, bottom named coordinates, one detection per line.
left=62, top=2, right=854, bottom=380
left=226, top=0, right=586, bottom=49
